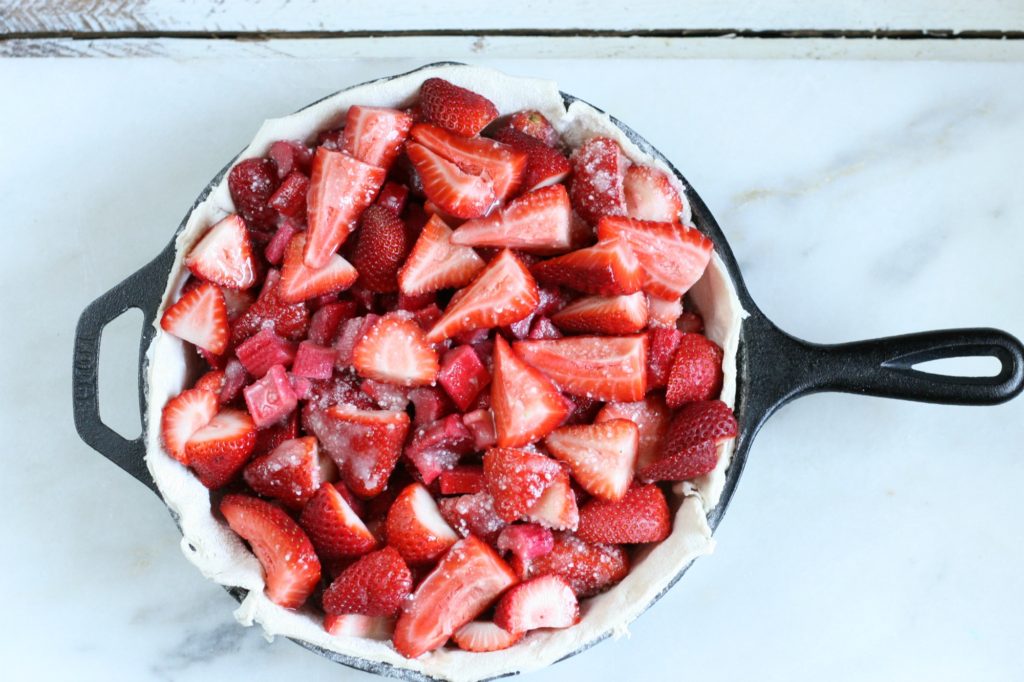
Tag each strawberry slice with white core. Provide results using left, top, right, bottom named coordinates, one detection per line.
left=342, top=106, right=414, bottom=170
left=160, top=281, right=229, bottom=355
left=393, top=536, right=518, bottom=659
left=596, top=397, right=671, bottom=472
left=397, top=214, right=485, bottom=296
left=324, top=614, right=395, bottom=640
left=493, top=574, right=579, bottom=634
left=623, top=165, right=684, bottom=223
left=243, top=436, right=333, bottom=510
left=646, top=294, right=683, bottom=328
left=160, top=388, right=217, bottom=464
left=490, top=335, right=569, bottom=448
left=279, top=233, right=358, bottom=303
left=484, top=447, right=563, bottom=523
left=299, top=481, right=378, bottom=559
left=220, top=493, right=321, bottom=609
left=184, top=214, right=257, bottom=290
left=304, top=148, right=386, bottom=268
left=544, top=419, right=639, bottom=502
left=530, top=235, right=643, bottom=296
left=524, top=469, right=579, bottom=531
left=352, top=313, right=439, bottom=387
left=406, top=142, right=498, bottom=220
left=597, top=216, right=713, bottom=299
left=451, top=184, right=572, bottom=253
left=551, top=291, right=648, bottom=335
left=385, top=483, right=459, bottom=564
left=410, top=123, right=527, bottom=201
left=185, top=408, right=257, bottom=489
left=453, top=621, right=525, bottom=652
left=513, top=335, right=647, bottom=402
left=425, top=249, right=539, bottom=344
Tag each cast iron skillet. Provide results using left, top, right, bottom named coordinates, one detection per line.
left=72, top=63, right=1024, bottom=680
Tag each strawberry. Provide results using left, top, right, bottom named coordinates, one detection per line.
left=551, top=291, right=648, bottom=335
left=596, top=397, right=671, bottom=472
left=647, top=326, right=684, bottom=389
left=451, top=184, right=572, bottom=253
left=403, top=414, right=474, bottom=484
left=410, top=123, right=527, bottom=201
left=665, top=333, right=724, bottom=407
left=462, top=408, right=497, bottom=450
left=523, top=469, right=579, bottom=531
left=497, top=524, right=554, bottom=563
left=243, top=436, right=331, bottom=510
left=334, top=314, right=380, bottom=369
left=647, top=294, right=683, bottom=329
left=490, top=335, right=569, bottom=448
left=512, top=335, right=647, bottom=402
left=623, top=165, right=684, bottom=223
left=438, top=492, right=508, bottom=544
left=160, top=281, right=229, bottom=355
left=322, top=547, right=412, bottom=617
left=493, top=574, right=579, bottom=633
left=220, top=494, right=321, bottom=609
left=184, top=214, right=258, bottom=290
left=514, top=532, right=627, bottom=598
left=505, top=110, right=560, bottom=147
left=341, top=106, right=414, bottom=170
left=638, top=400, right=737, bottom=482
left=305, top=405, right=409, bottom=497
left=279, top=233, right=359, bottom=303
left=426, top=250, right=539, bottom=343
left=528, top=316, right=562, bottom=340
left=484, top=447, right=563, bottom=523
left=397, top=214, right=485, bottom=296
left=375, top=181, right=409, bottom=215
left=385, top=482, right=459, bottom=564
left=439, top=465, right=486, bottom=495
left=545, top=420, right=639, bottom=502
left=227, top=158, right=279, bottom=230
left=530, top=236, right=642, bottom=296
left=231, top=269, right=310, bottom=345
left=185, top=408, right=257, bottom=488
left=351, top=204, right=410, bottom=293
left=597, top=216, right=713, bottom=299
left=360, top=379, right=411, bottom=411
left=268, top=140, right=313, bottom=179
left=679, top=310, right=705, bottom=333
left=304, top=148, right=386, bottom=268
left=418, top=78, right=499, bottom=137
left=577, top=484, right=670, bottom=544
left=352, top=313, right=439, bottom=387
left=235, top=328, right=296, bottom=379
left=160, top=388, right=217, bottom=464
left=437, top=345, right=491, bottom=412
left=405, top=142, right=497, bottom=219
left=243, top=364, right=298, bottom=428
left=323, top=614, right=395, bottom=640
left=268, top=171, right=309, bottom=219
left=569, top=137, right=628, bottom=225
left=453, top=621, right=524, bottom=652
left=299, top=481, right=379, bottom=559
left=392, top=536, right=518, bottom=658
left=491, top=127, right=571, bottom=192
left=193, top=370, right=225, bottom=395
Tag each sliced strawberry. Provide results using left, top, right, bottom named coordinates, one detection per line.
left=393, top=535, right=518, bottom=658
left=410, top=123, right=527, bottom=201
left=530, top=236, right=642, bottom=296
left=375, top=181, right=409, bottom=215
left=334, top=314, right=380, bottom=369
left=279, top=233, right=358, bottom=303
left=484, top=447, right=563, bottom=523
left=322, top=546, right=412, bottom=617
left=397, top=214, right=485, bottom=296
left=528, top=316, right=562, bottom=340
left=451, top=184, right=571, bottom=253
left=160, top=388, right=217, bottom=464
left=497, top=524, right=554, bottom=563
left=437, top=492, right=508, bottom=544
left=231, top=269, right=310, bottom=345
left=323, top=614, right=395, bottom=640
left=439, top=465, right=486, bottom=495
left=184, top=214, right=257, bottom=290
left=515, top=532, right=627, bottom=598
left=360, top=379, right=411, bottom=411
left=569, top=137, right=628, bottom=225
left=305, top=405, right=410, bottom=497
left=576, top=484, right=670, bottom=544
left=523, top=469, right=579, bottom=531
left=243, top=436, right=332, bottom=510
left=453, top=621, right=524, bottom=652
left=352, top=313, right=439, bottom=387
left=406, top=142, right=497, bottom=219
left=160, top=281, right=229, bottom=354
left=235, top=328, right=296, bottom=379
left=437, top=345, right=491, bottom=412
left=637, top=399, right=737, bottom=482
left=418, top=78, right=499, bottom=137
left=596, top=396, right=671, bottom=472
left=243, top=364, right=298, bottom=428
left=513, top=335, right=647, bottom=402
left=193, top=370, right=225, bottom=395
left=491, top=127, right=571, bottom=192
left=351, top=204, right=410, bottom=293
left=404, top=414, right=474, bottom=484
left=665, top=333, right=724, bottom=407
left=268, top=171, right=309, bottom=219
left=342, top=106, right=414, bottom=170
left=551, top=291, right=648, bottom=335
left=505, top=110, right=560, bottom=147
left=647, top=294, right=683, bottom=329
left=462, top=408, right=497, bottom=450
left=304, top=148, right=386, bottom=268
left=299, top=481, right=379, bottom=559
left=185, top=408, right=257, bottom=488
left=624, top=165, right=684, bottom=223
left=220, top=493, right=321, bottom=609
left=597, top=216, right=713, bottom=299
left=227, top=158, right=279, bottom=230
left=646, top=326, right=684, bottom=389
left=426, top=250, right=539, bottom=344
left=490, top=335, right=569, bottom=448
left=385, top=482, right=459, bottom=564
left=494, top=574, right=579, bottom=633
left=545, top=420, right=639, bottom=502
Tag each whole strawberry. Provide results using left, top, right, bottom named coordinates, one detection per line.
left=322, top=547, right=412, bottom=617
left=419, top=78, right=499, bottom=137
left=353, top=205, right=410, bottom=293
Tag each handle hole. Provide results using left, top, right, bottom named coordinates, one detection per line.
left=912, top=355, right=1003, bottom=378
left=98, top=309, right=144, bottom=440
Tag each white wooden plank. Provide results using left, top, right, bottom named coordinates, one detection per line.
left=2, top=0, right=1023, bottom=34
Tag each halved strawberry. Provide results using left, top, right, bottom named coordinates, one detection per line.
left=597, top=216, right=713, bottom=299
left=322, top=546, right=412, bottom=617
left=545, top=419, right=639, bottom=502
left=279, top=233, right=358, bottom=303
left=514, top=532, right=627, bottom=597
left=437, top=492, right=507, bottom=545
left=569, top=137, right=628, bottom=225
left=323, top=614, right=395, bottom=640
left=637, top=399, right=737, bottom=483
left=665, top=333, right=724, bottom=407
left=231, top=269, right=310, bottom=344
left=596, top=397, right=671, bottom=472
left=406, top=142, right=497, bottom=219
left=304, top=148, right=386, bottom=268
left=576, top=484, right=670, bottom=544
left=504, top=110, right=560, bottom=147
left=352, top=313, right=439, bottom=387
left=426, top=250, right=538, bottom=343
left=243, top=436, right=332, bottom=510
left=193, top=370, right=225, bottom=395
left=184, top=214, right=257, bottom=290
left=305, top=406, right=410, bottom=497
left=342, top=106, right=414, bottom=170
left=410, top=123, right=527, bottom=201
left=299, top=481, right=379, bottom=559
left=453, top=621, right=524, bottom=652
left=351, top=204, right=410, bottom=293
left=491, top=127, right=571, bottom=192
left=228, top=158, right=279, bottom=230
left=523, top=469, right=579, bottom=531
left=494, top=574, right=579, bottom=633
left=451, top=184, right=571, bottom=253
left=397, top=214, right=485, bottom=296
left=679, top=310, right=705, bottom=334
left=160, top=388, right=217, bottom=464
left=646, top=326, right=684, bottom=390
left=490, top=335, right=569, bottom=448
left=647, top=294, right=683, bottom=329
left=385, top=482, right=459, bottom=564
left=551, top=291, right=648, bottom=335
left=624, top=165, right=684, bottom=223
left=530, top=236, right=642, bottom=296
left=497, top=524, right=554, bottom=563
left=418, top=78, right=499, bottom=137
left=185, top=408, right=257, bottom=489
left=160, top=281, right=229, bottom=354
left=513, top=335, right=647, bottom=402
left=393, top=535, right=518, bottom=658
left=439, top=465, right=486, bottom=495
left=220, top=494, right=321, bottom=609
left=484, top=447, right=563, bottom=523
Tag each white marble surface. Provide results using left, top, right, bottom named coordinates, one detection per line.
left=3, top=57, right=1023, bottom=681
